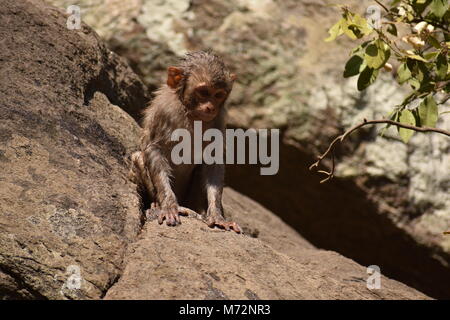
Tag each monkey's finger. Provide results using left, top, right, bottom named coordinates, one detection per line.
left=151, top=202, right=159, bottom=210
left=170, top=210, right=181, bottom=226
left=170, top=208, right=181, bottom=225
left=166, top=214, right=175, bottom=226
left=231, top=223, right=242, bottom=234
left=174, top=212, right=181, bottom=224
left=213, top=220, right=230, bottom=231
left=206, top=217, right=216, bottom=228
left=157, top=213, right=165, bottom=225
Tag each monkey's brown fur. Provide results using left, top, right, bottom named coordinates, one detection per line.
left=129, top=51, right=241, bottom=233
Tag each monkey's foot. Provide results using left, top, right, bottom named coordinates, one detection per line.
left=206, top=216, right=242, bottom=233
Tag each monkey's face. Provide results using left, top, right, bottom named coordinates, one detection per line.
left=188, top=82, right=227, bottom=122
left=166, top=64, right=236, bottom=123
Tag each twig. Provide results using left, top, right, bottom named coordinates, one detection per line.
left=441, top=94, right=450, bottom=105
left=444, top=231, right=450, bottom=235
left=309, top=118, right=450, bottom=183
left=374, top=0, right=389, bottom=13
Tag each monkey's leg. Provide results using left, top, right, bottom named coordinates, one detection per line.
left=133, top=149, right=200, bottom=225
left=143, top=145, right=190, bottom=226
left=202, top=164, right=242, bottom=234
left=182, top=166, right=208, bottom=215
left=128, top=151, right=144, bottom=185
left=130, top=150, right=160, bottom=204
left=130, top=151, right=177, bottom=225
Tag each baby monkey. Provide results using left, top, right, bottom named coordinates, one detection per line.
left=130, top=51, right=241, bottom=233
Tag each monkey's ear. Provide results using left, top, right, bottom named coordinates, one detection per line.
left=230, top=73, right=237, bottom=82
left=167, top=66, right=184, bottom=89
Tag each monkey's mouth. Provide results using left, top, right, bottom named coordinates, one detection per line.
left=190, top=111, right=217, bottom=122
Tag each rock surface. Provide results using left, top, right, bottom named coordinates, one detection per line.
left=105, top=210, right=426, bottom=300
left=0, top=0, right=430, bottom=300
left=44, top=0, right=450, bottom=298
left=0, top=0, right=147, bottom=299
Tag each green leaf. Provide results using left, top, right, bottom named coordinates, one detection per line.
left=427, top=35, right=441, bottom=49
left=380, top=109, right=399, bottom=137
left=343, top=55, right=365, bottom=78
left=351, top=41, right=370, bottom=55
left=436, top=51, right=448, bottom=80
left=387, top=23, right=398, bottom=36
left=341, top=16, right=358, bottom=40
left=418, top=95, right=438, bottom=127
left=357, top=67, right=379, bottom=91
left=342, top=13, right=372, bottom=40
left=398, top=110, right=416, bottom=143
left=405, top=59, right=431, bottom=86
left=397, top=62, right=412, bottom=84
left=405, top=53, right=428, bottom=62
left=325, top=18, right=344, bottom=42
left=424, top=51, right=439, bottom=60
left=364, top=39, right=391, bottom=69
left=445, top=81, right=450, bottom=93
left=352, top=13, right=372, bottom=35
left=429, top=0, right=449, bottom=18
left=408, top=78, right=421, bottom=90
left=414, top=0, right=432, bottom=14
left=414, top=61, right=429, bottom=82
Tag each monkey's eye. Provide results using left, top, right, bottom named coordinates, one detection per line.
left=214, top=91, right=226, bottom=100
left=196, top=87, right=210, bottom=98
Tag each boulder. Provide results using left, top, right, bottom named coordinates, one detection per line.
left=105, top=189, right=427, bottom=300
left=44, top=0, right=450, bottom=298
left=0, top=0, right=430, bottom=300
left=0, top=0, right=147, bottom=299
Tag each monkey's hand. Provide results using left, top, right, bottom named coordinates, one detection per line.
left=157, top=206, right=183, bottom=226
left=206, top=209, right=242, bottom=234
left=147, top=202, right=195, bottom=226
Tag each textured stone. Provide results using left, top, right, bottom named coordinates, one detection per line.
left=0, top=0, right=438, bottom=300
left=45, top=0, right=449, bottom=298
left=0, top=0, right=147, bottom=299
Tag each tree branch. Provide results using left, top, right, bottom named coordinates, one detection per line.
left=309, top=118, right=450, bottom=183
left=374, top=0, right=389, bottom=13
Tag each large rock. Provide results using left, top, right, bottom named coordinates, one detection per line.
left=105, top=189, right=427, bottom=300
left=44, top=0, right=450, bottom=298
left=0, top=0, right=148, bottom=299
left=0, top=0, right=430, bottom=300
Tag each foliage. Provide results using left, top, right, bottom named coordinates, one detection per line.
left=326, top=0, right=449, bottom=143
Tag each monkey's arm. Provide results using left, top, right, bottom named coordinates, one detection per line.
left=143, top=145, right=183, bottom=226
left=203, top=164, right=241, bottom=233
